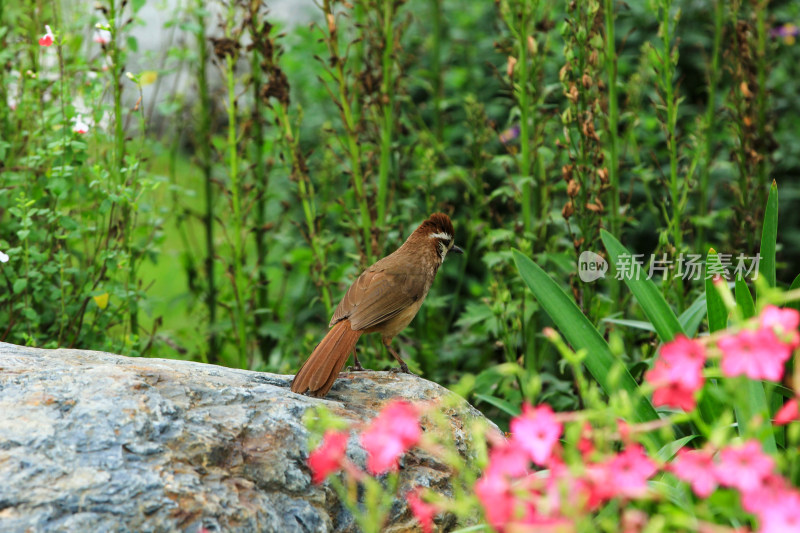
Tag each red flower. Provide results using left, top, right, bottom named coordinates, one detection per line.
left=670, top=448, right=717, bottom=498
left=510, top=403, right=562, bottom=466
left=407, top=487, right=437, bottom=533
left=307, top=430, right=349, bottom=484
left=39, top=25, right=54, bottom=47
left=775, top=398, right=800, bottom=425
left=715, top=440, right=774, bottom=493
left=718, top=328, right=792, bottom=382
left=360, top=400, right=421, bottom=475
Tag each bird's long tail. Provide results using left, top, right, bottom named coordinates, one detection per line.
left=291, top=320, right=362, bottom=397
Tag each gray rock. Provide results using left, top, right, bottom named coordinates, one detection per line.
left=0, top=343, right=491, bottom=532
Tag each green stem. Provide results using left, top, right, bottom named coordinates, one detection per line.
left=430, top=0, right=443, bottom=143
left=195, top=0, right=218, bottom=363
left=754, top=1, right=768, bottom=199
left=323, top=0, right=373, bottom=262
left=517, top=4, right=532, bottom=234
left=698, top=0, right=724, bottom=254
left=275, top=105, right=333, bottom=315
left=603, top=0, right=620, bottom=237
left=225, top=7, right=248, bottom=369
left=108, top=0, right=137, bottom=343
left=376, top=0, right=394, bottom=229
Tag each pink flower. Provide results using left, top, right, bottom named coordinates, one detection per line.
left=740, top=473, right=789, bottom=516
left=659, top=335, right=707, bottom=376
left=604, top=445, right=658, bottom=499
left=670, top=448, right=717, bottom=498
left=407, top=488, right=437, bottom=533
left=718, top=328, right=792, bottom=382
left=307, top=430, right=349, bottom=484
left=645, top=336, right=706, bottom=411
left=94, top=29, right=111, bottom=45
left=754, top=487, right=800, bottom=533
left=646, top=360, right=701, bottom=411
left=486, top=437, right=531, bottom=478
left=360, top=400, right=421, bottom=475
left=715, top=440, right=774, bottom=493
left=39, top=25, right=54, bottom=47
left=475, top=471, right=516, bottom=530
left=72, top=115, right=89, bottom=134
left=775, top=398, right=799, bottom=425
left=760, top=305, right=800, bottom=347
left=509, top=403, right=562, bottom=466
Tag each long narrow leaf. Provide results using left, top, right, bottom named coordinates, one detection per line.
left=758, top=180, right=778, bottom=297
left=678, top=293, right=707, bottom=337
left=512, top=249, right=658, bottom=423
left=600, top=230, right=685, bottom=342
left=735, top=276, right=756, bottom=319
left=705, top=249, right=728, bottom=333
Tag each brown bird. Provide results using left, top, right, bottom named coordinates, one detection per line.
left=291, top=213, right=463, bottom=397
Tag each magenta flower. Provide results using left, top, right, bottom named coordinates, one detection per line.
left=307, top=430, right=349, bottom=484
left=774, top=398, right=799, bottom=425
left=72, top=115, right=89, bottom=134
left=39, top=25, right=54, bottom=47
left=509, top=403, right=562, bottom=466
left=718, top=328, right=792, bottom=382
left=604, top=445, right=658, bottom=499
left=407, top=488, right=437, bottom=533
left=360, top=400, right=421, bottom=475
left=670, top=448, right=717, bottom=498
left=715, top=440, right=774, bottom=493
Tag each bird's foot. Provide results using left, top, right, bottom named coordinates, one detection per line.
left=389, top=362, right=413, bottom=374
left=346, top=361, right=365, bottom=371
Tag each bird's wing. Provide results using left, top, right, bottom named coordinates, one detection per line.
left=330, top=266, right=425, bottom=330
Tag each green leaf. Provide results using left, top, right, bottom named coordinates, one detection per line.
left=512, top=249, right=658, bottom=424
left=12, top=278, right=27, bottom=293
left=735, top=276, right=756, bottom=319
left=601, top=318, right=655, bottom=332
left=788, top=274, right=800, bottom=313
left=705, top=250, right=728, bottom=332
left=656, top=435, right=698, bottom=462
left=758, top=181, right=778, bottom=297
left=678, top=293, right=707, bottom=337
left=600, top=230, right=685, bottom=342
left=474, top=393, right=521, bottom=417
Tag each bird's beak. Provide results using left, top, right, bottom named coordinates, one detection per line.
left=451, top=245, right=464, bottom=255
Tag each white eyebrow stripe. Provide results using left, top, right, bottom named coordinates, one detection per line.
left=429, top=232, right=452, bottom=240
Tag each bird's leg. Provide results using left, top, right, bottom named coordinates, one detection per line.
left=384, top=337, right=412, bottom=374
left=347, top=348, right=365, bottom=371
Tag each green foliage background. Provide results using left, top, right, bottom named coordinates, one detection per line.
left=1, top=0, right=800, bottom=426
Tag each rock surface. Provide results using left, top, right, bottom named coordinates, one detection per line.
left=0, top=343, right=490, bottom=532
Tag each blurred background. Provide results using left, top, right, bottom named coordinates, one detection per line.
left=1, top=0, right=799, bottom=426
